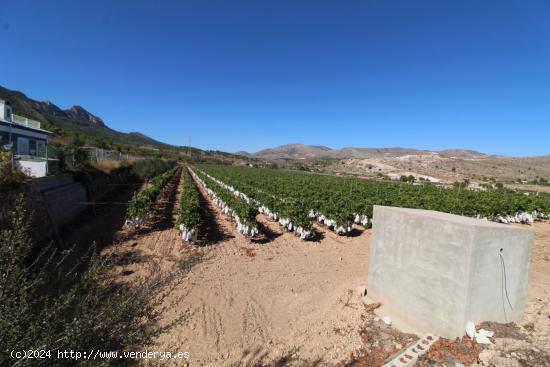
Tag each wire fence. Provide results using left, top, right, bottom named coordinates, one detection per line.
left=87, top=148, right=141, bottom=163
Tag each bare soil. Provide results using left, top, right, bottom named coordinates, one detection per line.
left=104, top=175, right=550, bottom=367
left=326, top=155, right=550, bottom=186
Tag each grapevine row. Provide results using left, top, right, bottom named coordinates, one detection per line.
left=176, top=168, right=205, bottom=241
left=197, top=164, right=366, bottom=234
left=196, top=164, right=550, bottom=233
left=196, top=167, right=314, bottom=239
left=190, top=168, right=259, bottom=237
left=126, top=166, right=178, bottom=228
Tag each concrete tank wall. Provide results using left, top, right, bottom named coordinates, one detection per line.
left=368, top=205, right=533, bottom=338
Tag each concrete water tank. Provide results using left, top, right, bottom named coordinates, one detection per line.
left=368, top=205, right=533, bottom=338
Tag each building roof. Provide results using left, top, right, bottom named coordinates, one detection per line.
left=0, top=119, right=53, bottom=135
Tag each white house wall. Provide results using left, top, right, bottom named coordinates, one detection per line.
left=15, top=159, right=48, bottom=178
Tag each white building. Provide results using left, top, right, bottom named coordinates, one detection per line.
left=0, top=99, right=52, bottom=177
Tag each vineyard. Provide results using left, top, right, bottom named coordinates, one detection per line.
left=123, top=163, right=550, bottom=241
left=176, top=168, right=205, bottom=241
left=125, top=167, right=178, bottom=228
left=192, top=164, right=550, bottom=238
left=191, top=167, right=259, bottom=237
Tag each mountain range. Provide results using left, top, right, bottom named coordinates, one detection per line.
left=0, top=85, right=171, bottom=150
left=236, top=143, right=488, bottom=160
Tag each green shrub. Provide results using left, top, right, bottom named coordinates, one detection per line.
left=130, top=159, right=175, bottom=181
left=0, top=150, right=27, bottom=189
left=0, top=195, right=195, bottom=366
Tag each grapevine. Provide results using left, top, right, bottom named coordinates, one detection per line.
left=126, top=166, right=178, bottom=228
left=196, top=167, right=314, bottom=239
left=176, top=167, right=205, bottom=242
left=190, top=167, right=259, bottom=237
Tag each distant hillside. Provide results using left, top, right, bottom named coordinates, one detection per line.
left=245, top=144, right=550, bottom=185
left=244, top=144, right=487, bottom=160
left=247, top=144, right=333, bottom=160
left=0, top=85, right=171, bottom=150
left=438, top=149, right=488, bottom=159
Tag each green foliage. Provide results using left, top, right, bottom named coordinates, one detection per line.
left=195, top=164, right=550, bottom=230
left=127, top=167, right=177, bottom=221
left=69, top=134, right=85, bottom=147
left=130, top=158, right=174, bottom=180
left=523, top=322, right=535, bottom=332
left=0, top=196, right=192, bottom=366
left=530, top=177, right=549, bottom=186
left=198, top=165, right=312, bottom=231
left=194, top=169, right=258, bottom=229
left=0, top=150, right=27, bottom=189
left=176, top=169, right=205, bottom=231
left=57, top=137, right=90, bottom=171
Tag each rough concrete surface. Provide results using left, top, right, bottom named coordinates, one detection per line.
left=368, top=205, right=533, bottom=338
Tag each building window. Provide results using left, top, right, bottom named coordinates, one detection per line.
left=36, top=140, right=46, bottom=157
left=29, top=140, right=37, bottom=156
left=6, top=107, right=11, bottom=120
left=17, top=137, right=29, bottom=155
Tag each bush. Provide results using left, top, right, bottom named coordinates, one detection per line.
left=0, top=195, right=195, bottom=366
left=0, top=150, right=27, bottom=189
left=130, top=159, right=174, bottom=181
left=56, top=146, right=90, bottom=171
left=93, top=160, right=133, bottom=175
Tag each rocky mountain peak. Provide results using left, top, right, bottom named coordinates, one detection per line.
left=65, top=105, right=107, bottom=128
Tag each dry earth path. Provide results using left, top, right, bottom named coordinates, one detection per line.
left=146, top=172, right=371, bottom=366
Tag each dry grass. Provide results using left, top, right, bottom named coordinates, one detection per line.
left=93, top=159, right=134, bottom=174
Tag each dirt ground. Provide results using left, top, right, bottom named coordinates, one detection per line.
left=108, top=175, right=550, bottom=367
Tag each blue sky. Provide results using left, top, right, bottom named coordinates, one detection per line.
left=1, top=0, right=549, bottom=156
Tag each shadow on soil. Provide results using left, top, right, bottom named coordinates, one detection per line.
left=343, top=227, right=364, bottom=237
left=138, top=172, right=181, bottom=235
left=308, top=228, right=326, bottom=242
left=251, top=220, right=282, bottom=244
left=195, top=187, right=235, bottom=246
left=231, top=347, right=322, bottom=367
left=60, top=181, right=142, bottom=252
left=109, top=248, right=154, bottom=267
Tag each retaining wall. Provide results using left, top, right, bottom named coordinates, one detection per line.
left=31, top=174, right=88, bottom=228
left=30, top=168, right=131, bottom=229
